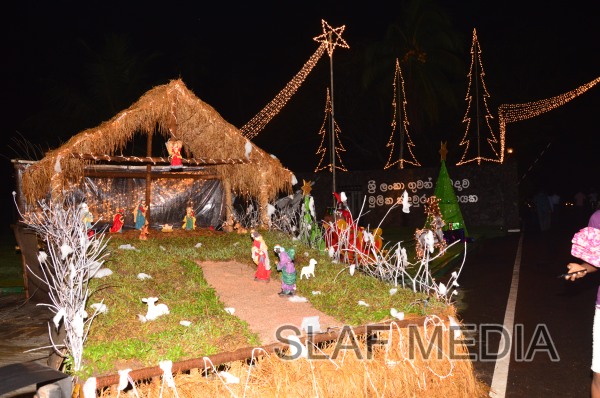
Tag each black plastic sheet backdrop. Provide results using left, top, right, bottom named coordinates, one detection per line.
left=80, top=176, right=225, bottom=230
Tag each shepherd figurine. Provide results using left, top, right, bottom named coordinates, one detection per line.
left=80, top=203, right=93, bottom=229
left=274, top=245, right=296, bottom=296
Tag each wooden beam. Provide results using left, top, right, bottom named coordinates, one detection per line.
left=83, top=170, right=219, bottom=179
left=71, top=153, right=249, bottom=166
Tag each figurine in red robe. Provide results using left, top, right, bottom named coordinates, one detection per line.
left=333, top=192, right=353, bottom=225
left=110, top=208, right=125, bottom=233
left=251, top=231, right=271, bottom=282
left=166, top=139, right=183, bottom=170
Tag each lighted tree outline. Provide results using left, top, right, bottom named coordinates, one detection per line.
left=314, top=88, right=347, bottom=173
left=457, top=28, right=501, bottom=166
left=384, top=58, right=421, bottom=169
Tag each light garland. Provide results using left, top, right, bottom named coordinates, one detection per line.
left=240, top=46, right=326, bottom=139
left=314, top=88, right=348, bottom=173
left=456, top=28, right=500, bottom=166
left=498, top=76, right=600, bottom=163
left=241, top=20, right=348, bottom=140
left=79, top=175, right=208, bottom=224
left=384, top=58, right=421, bottom=169
left=70, top=153, right=249, bottom=165
left=415, top=196, right=447, bottom=259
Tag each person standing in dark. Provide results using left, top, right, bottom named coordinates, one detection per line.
left=533, top=189, right=552, bottom=232
left=590, top=189, right=599, bottom=212
left=549, top=191, right=561, bottom=227
left=575, top=190, right=589, bottom=226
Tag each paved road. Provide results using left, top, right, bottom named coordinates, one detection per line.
left=457, top=209, right=597, bottom=397
left=0, top=294, right=54, bottom=397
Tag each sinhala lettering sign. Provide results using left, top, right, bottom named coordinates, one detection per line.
left=366, top=178, right=478, bottom=209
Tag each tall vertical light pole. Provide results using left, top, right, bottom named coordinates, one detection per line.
left=396, top=63, right=404, bottom=169
left=327, top=31, right=337, bottom=197
left=313, top=20, right=349, bottom=203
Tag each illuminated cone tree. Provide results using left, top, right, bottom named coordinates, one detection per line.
left=434, top=143, right=468, bottom=236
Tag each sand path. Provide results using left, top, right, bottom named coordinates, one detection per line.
left=198, top=260, right=343, bottom=345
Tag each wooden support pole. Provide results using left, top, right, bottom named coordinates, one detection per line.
left=223, top=180, right=233, bottom=232
left=258, top=171, right=270, bottom=229
left=145, top=133, right=152, bottom=220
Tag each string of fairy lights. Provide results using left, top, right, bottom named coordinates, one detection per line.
left=49, top=22, right=596, bottom=192
left=384, top=58, right=421, bottom=170
left=498, top=76, right=600, bottom=163
left=241, top=20, right=349, bottom=141
left=314, top=88, right=348, bottom=172
left=70, top=153, right=249, bottom=165
left=414, top=196, right=447, bottom=259
left=456, top=28, right=501, bottom=166
left=240, top=45, right=326, bottom=140
left=81, top=177, right=207, bottom=224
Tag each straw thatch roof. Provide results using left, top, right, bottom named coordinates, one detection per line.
left=21, top=79, right=294, bottom=204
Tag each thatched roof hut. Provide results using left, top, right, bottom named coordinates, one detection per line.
left=21, top=79, right=295, bottom=226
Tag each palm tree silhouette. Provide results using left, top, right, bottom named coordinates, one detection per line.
left=360, top=0, right=466, bottom=164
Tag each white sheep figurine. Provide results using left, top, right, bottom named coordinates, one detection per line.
left=140, top=297, right=170, bottom=322
left=300, top=258, right=317, bottom=279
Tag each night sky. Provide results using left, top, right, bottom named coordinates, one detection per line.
left=2, top=0, right=599, bottom=222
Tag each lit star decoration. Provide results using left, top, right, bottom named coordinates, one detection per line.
left=439, top=141, right=448, bottom=161
left=384, top=58, right=421, bottom=170
left=457, top=28, right=500, bottom=166
left=313, top=19, right=349, bottom=58
left=498, top=75, right=600, bottom=163
left=314, top=88, right=347, bottom=173
left=301, top=179, right=313, bottom=196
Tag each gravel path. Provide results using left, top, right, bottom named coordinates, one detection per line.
left=198, top=260, right=343, bottom=345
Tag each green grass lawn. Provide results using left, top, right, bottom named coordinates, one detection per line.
left=0, top=225, right=24, bottom=289
left=0, top=222, right=506, bottom=377
left=0, top=224, right=503, bottom=289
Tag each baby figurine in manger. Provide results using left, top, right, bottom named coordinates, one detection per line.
left=139, top=221, right=150, bottom=240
